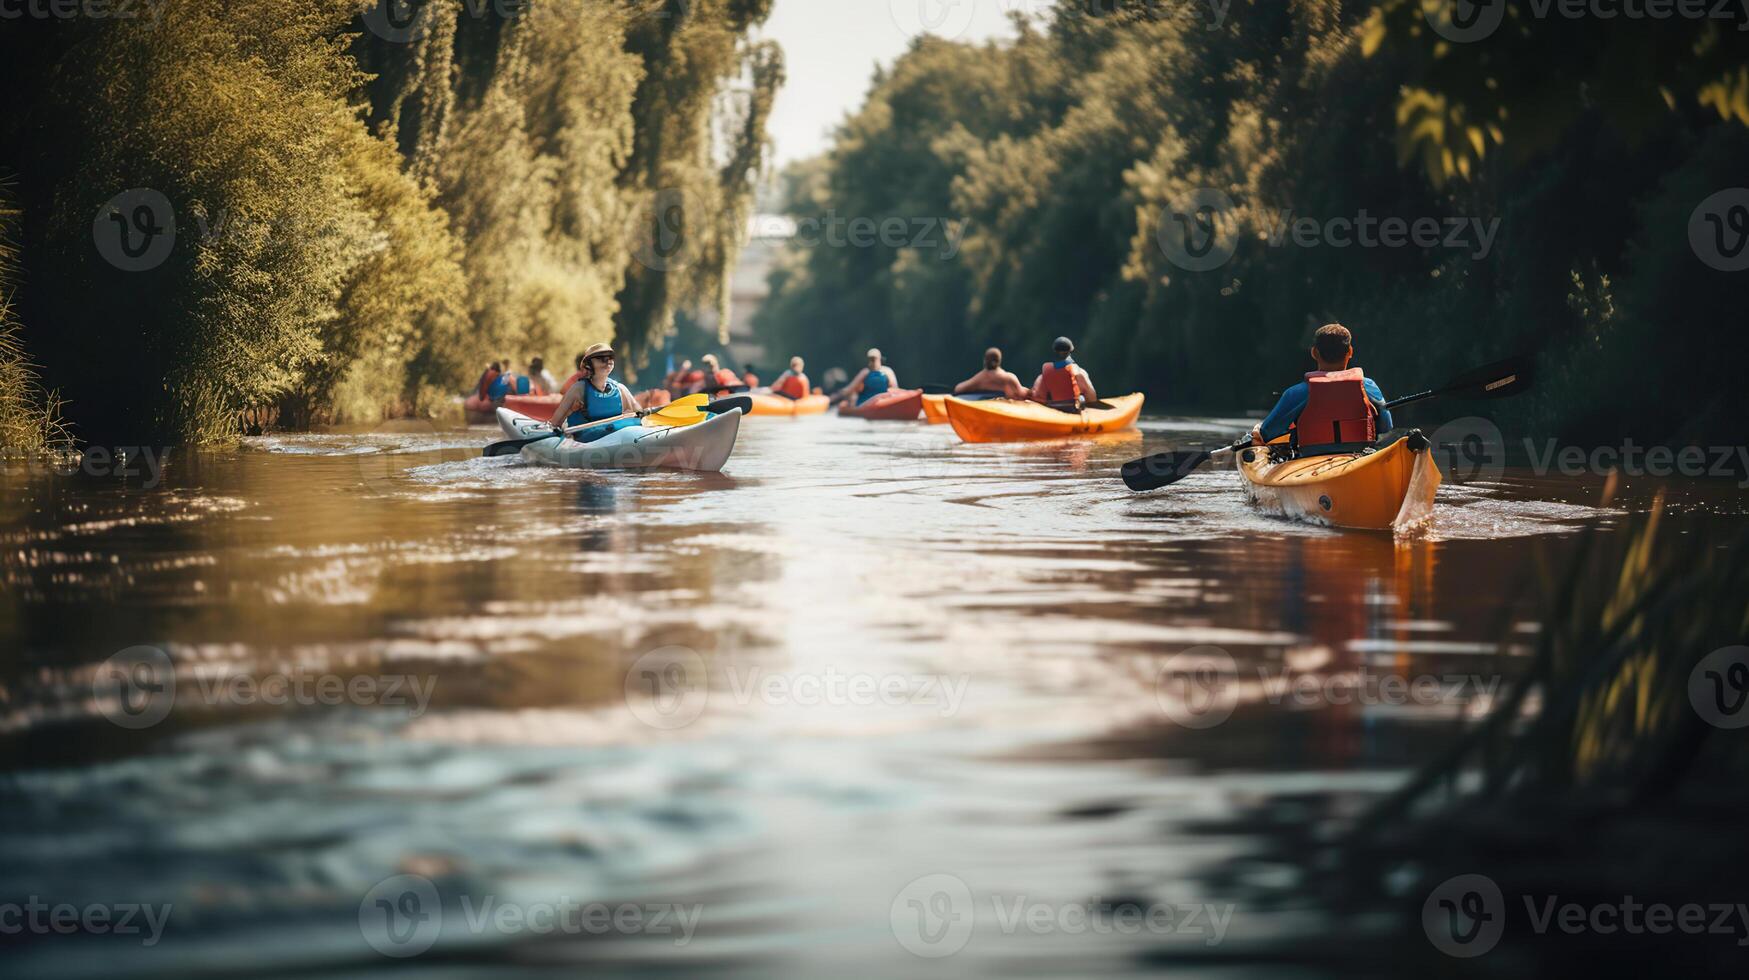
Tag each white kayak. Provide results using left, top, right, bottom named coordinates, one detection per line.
left=495, top=407, right=742, bottom=472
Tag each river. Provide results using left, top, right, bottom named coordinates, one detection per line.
left=2, top=411, right=1733, bottom=977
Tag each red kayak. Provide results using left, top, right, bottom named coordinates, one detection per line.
left=838, top=389, right=923, bottom=421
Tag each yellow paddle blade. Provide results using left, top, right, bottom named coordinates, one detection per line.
left=640, top=410, right=705, bottom=429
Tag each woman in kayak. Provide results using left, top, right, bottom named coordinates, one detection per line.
left=547, top=343, right=645, bottom=443
left=954, top=348, right=1029, bottom=399
left=768, top=356, right=811, bottom=400
left=1029, top=337, right=1098, bottom=407
left=838, top=348, right=899, bottom=405
left=1249, top=323, right=1392, bottom=451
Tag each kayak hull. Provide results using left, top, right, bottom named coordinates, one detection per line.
left=921, top=394, right=950, bottom=425
left=839, top=389, right=924, bottom=421
left=496, top=408, right=742, bottom=472
left=746, top=392, right=830, bottom=417
left=502, top=393, right=562, bottom=419
left=1238, top=432, right=1440, bottom=531
left=945, top=393, right=1144, bottom=442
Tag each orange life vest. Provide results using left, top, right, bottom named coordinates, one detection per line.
left=742, top=372, right=759, bottom=388
left=1294, top=368, right=1377, bottom=447
left=774, top=372, right=810, bottom=399
left=711, top=368, right=741, bottom=390
left=560, top=371, right=586, bottom=392
left=1036, top=360, right=1082, bottom=402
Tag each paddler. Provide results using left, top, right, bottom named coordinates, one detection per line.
left=528, top=357, right=558, bottom=395
left=474, top=361, right=502, bottom=400
left=699, top=354, right=742, bottom=394
left=1249, top=323, right=1392, bottom=451
left=954, top=347, right=1029, bottom=399
left=1029, top=337, right=1098, bottom=407
left=548, top=343, right=646, bottom=443
left=838, top=348, right=899, bottom=405
left=767, top=356, right=811, bottom=400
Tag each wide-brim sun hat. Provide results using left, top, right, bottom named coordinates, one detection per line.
left=582, top=342, right=615, bottom=362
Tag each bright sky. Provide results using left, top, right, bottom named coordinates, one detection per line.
left=757, top=0, right=1025, bottom=168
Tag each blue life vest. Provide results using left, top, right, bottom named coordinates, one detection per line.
left=858, top=367, right=891, bottom=405
left=489, top=373, right=532, bottom=399
left=568, top=378, right=629, bottom=427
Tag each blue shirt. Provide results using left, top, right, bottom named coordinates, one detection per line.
left=1258, top=376, right=1392, bottom=442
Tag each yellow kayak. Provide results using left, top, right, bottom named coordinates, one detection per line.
left=945, top=393, right=1145, bottom=443
left=922, top=394, right=951, bottom=425
left=1238, top=432, right=1440, bottom=531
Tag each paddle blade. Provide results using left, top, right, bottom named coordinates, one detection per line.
left=482, top=434, right=555, bottom=458
left=1120, top=450, right=1214, bottom=492
left=1440, top=356, right=1535, bottom=401
left=641, top=411, right=705, bottom=430
left=703, top=396, right=752, bottom=415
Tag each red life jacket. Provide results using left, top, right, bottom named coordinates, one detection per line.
left=1036, top=360, right=1082, bottom=402
left=774, top=372, right=809, bottom=398
left=711, top=368, right=741, bottom=390
left=682, top=369, right=705, bottom=386
left=476, top=368, right=500, bottom=400
left=742, top=372, right=759, bottom=388
left=1294, top=368, right=1377, bottom=447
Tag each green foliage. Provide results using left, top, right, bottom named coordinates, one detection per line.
left=757, top=0, right=1749, bottom=444
left=0, top=0, right=776, bottom=442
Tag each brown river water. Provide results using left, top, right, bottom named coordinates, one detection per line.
left=2, top=412, right=1740, bottom=977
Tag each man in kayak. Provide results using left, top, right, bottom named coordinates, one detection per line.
left=547, top=343, right=645, bottom=443
left=697, top=354, right=742, bottom=394
left=1030, top=337, right=1098, bottom=407
left=838, top=348, right=899, bottom=406
left=528, top=357, right=558, bottom=395
left=474, top=361, right=502, bottom=401
left=768, top=356, right=811, bottom=399
left=1250, top=323, right=1392, bottom=450
left=955, top=348, right=1030, bottom=399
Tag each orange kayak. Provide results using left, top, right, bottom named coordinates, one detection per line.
left=921, top=394, right=950, bottom=424
left=945, top=393, right=1144, bottom=442
left=839, top=389, right=924, bottom=421
left=1238, top=432, right=1440, bottom=531
left=747, top=392, right=830, bottom=417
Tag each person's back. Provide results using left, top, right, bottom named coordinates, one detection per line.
left=956, top=348, right=1028, bottom=399
left=1252, top=323, right=1392, bottom=451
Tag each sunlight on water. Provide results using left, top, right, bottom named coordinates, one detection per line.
left=2, top=414, right=1705, bottom=977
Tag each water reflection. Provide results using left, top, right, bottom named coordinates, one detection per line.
left=0, top=415, right=1651, bottom=977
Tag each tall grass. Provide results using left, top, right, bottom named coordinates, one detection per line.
left=0, top=189, right=68, bottom=456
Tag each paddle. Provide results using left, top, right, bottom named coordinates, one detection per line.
left=481, top=394, right=742, bottom=457
left=1119, top=356, right=1534, bottom=493
left=1045, top=398, right=1115, bottom=413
